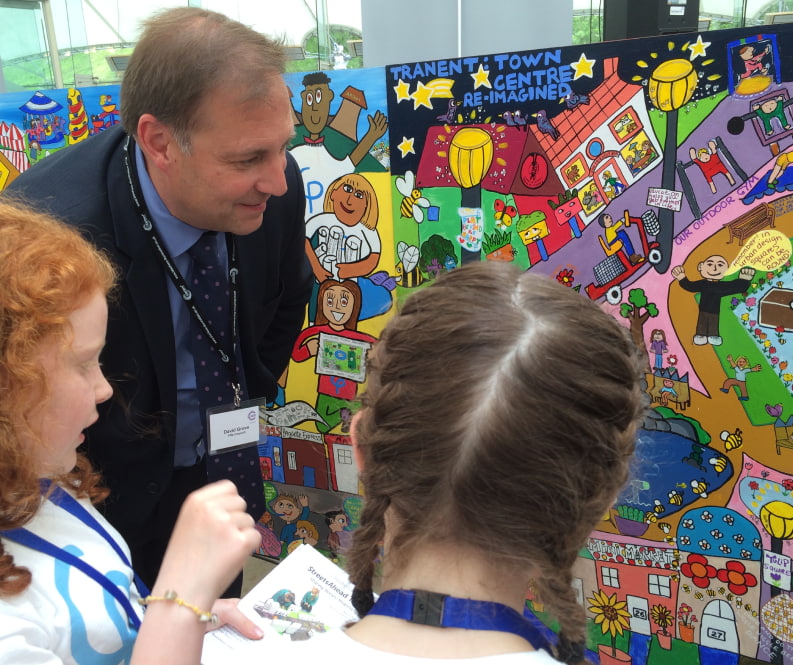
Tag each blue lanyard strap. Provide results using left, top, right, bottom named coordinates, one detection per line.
left=1, top=527, right=143, bottom=630
left=0, top=482, right=150, bottom=630
left=368, top=588, right=553, bottom=653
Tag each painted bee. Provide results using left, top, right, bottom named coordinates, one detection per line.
left=709, top=455, right=728, bottom=473
left=668, top=489, right=683, bottom=505
left=653, top=499, right=666, bottom=514
left=720, top=428, right=743, bottom=451
left=396, top=170, right=430, bottom=223
left=691, top=479, right=709, bottom=499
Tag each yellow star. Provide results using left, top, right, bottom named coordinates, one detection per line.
left=398, top=136, right=415, bottom=157
left=411, top=81, right=434, bottom=110
left=688, top=35, right=711, bottom=61
left=393, top=78, right=411, bottom=102
left=471, top=64, right=492, bottom=89
left=570, top=53, right=596, bottom=80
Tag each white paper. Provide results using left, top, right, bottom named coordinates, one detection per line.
left=201, top=545, right=359, bottom=664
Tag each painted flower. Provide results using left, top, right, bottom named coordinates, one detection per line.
left=746, top=297, right=757, bottom=306
left=764, top=340, right=772, bottom=348
left=588, top=590, right=630, bottom=656
left=710, top=529, right=723, bottom=540
left=781, top=361, right=789, bottom=371
left=723, top=514, right=735, bottom=526
left=677, top=603, right=697, bottom=626
left=741, top=313, right=750, bottom=321
left=783, top=373, right=793, bottom=382
left=682, top=519, right=695, bottom=529
left=680, top=535, right=691, bottom=546
left=719, top=544, right=732, bottom=554
left=741, top=549, right=752, bottom=559
left=698, top=539, right=711, bottom=550
left=701, top=511, right=713, bottom=522
left=733, top=533, right=744, bottom=544
left=750, top=320, right=757, bottom=327
left=667, top=354, right=678, bottom=366
left=555, top=268, right=574, bottom=287
left=717, top=561, right=757, bottom=595
left=772, top=357, right=779, bottom=365
left=782, top=479, right=793, bottom=491
left=777, top=326, right=786, bottom=334
left=651, top=604, right=674, bottom=631
left=680, top=553, right=717, bottom=588
left=731, top=297, right=740, bottom=307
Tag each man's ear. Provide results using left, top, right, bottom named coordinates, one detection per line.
left=136, top=113, right=177, bottom=172
left=350, top=412, right=364, bottom=472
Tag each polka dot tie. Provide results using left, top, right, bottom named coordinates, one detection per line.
left=187, top=232, right=263, bottom=519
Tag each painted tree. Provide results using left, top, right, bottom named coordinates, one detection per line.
left=620, top=287, right=658, bottom=373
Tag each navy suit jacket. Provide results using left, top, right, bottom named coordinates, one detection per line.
left=7, top=126, right=312, bottom=542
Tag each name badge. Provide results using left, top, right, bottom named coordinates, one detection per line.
left=206, top=399, right=264, bottom=454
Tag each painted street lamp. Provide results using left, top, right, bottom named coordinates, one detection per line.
left=448, top=127, right=494, bottom=265
left=646, top=58, right=698, bottom=273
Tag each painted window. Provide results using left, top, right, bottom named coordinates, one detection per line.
left=648, top=574, right=671, bottom=597
left=601, top=566, right=620, bottom=588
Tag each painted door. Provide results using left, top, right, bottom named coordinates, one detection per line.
left=700, top=599, right=739, bottom=652
left=627, top=595, right=651, bottom=635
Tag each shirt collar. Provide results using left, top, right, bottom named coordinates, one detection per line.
left=134, top=143, right=203, bottom=257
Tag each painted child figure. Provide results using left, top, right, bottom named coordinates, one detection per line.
left=304, top=174, right=391, bottom=322
left=649, top=328, right=668, bottom=371
left=272, top=493, right=311, bottom=548
left=720, top=354, right=762, bottom=401
left=671, top=256, right=754, bottom=346
left=291, top=280, right=376, bottom=434
left=659, top=378, right=679, bottom=406
left=689, top=140, right=735, bottom=194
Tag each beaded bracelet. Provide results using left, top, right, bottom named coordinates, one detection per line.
left=138, top=590, right=219, bottom=625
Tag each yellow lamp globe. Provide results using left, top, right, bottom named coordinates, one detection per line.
left=648, top=59, right=698, bottom=112
left=448, top=127, right=494, bottom=188
left=760, top=500, right=793, bottom=540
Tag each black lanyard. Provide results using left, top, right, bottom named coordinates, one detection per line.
left=122, top=136, right=242, bottom=406
left=1, top=481, right=149, bottom=629
left=368, top=589, right=553, bottom=653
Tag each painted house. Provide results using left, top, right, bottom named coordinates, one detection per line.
left=585, top=533, right=680, bottom=639
left=529, top=57, right=662, bottom=226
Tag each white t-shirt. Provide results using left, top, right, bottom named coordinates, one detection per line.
left=260, top=628, right=563, bottom=664
left=290, top=143, right=355, bottom=220
left=0, top=491, right=142, bottom=665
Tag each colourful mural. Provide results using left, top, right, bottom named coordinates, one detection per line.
left=3, top=21, right=793, bottom=665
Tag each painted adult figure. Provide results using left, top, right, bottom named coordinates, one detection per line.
left=6, top=7, right=312, bottom=591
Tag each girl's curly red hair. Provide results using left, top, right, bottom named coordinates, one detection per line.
left=0, top=197, right=117, bottom=596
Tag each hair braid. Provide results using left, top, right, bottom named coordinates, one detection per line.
left=534, top=565, right=588, bottom=664
left=345, top=490, right=389, bottom=618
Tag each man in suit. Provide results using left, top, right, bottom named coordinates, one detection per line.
left=6, top=7, right=312, bottom=591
